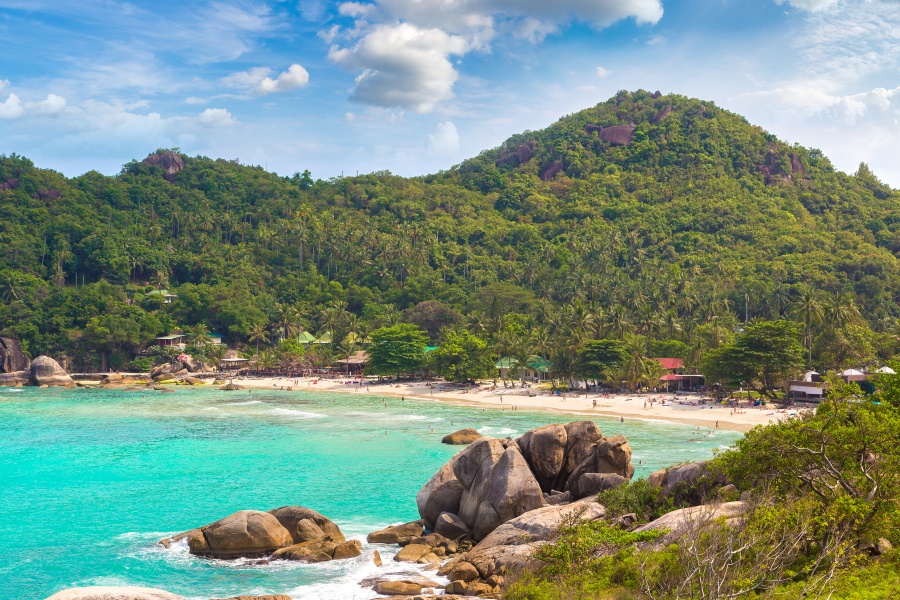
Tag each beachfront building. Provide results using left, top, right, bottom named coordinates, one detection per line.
left=496, top=356, right=551, bottom=382
left=155, top=334, right=186, bottom=347
left=653, top=357, right=705, bottom=391
left=219, top=357, right=250, bottom=371
left=207, top=332, right=224, bottom=345
left=787, top=371, right=827, bottom=402
left=335, top=351, right=370, bottom=375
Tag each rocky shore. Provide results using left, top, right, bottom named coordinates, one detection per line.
left=44, top=420, right=740, bottom=600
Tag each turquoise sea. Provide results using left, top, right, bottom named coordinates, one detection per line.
left=0, top=386, right=741, bottom=600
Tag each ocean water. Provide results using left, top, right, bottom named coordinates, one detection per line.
left=0, top=386, right=741, bottom=600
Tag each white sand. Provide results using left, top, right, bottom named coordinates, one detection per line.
left=209, top=375, right=808, bottom=433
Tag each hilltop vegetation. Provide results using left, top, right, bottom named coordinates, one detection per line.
left=0, top=90, right=898, bottom=374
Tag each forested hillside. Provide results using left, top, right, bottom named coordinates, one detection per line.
left=1, top=89, right=898, bottom=373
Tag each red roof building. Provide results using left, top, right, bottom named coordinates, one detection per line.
left=654, top=358, right=684, bottom=371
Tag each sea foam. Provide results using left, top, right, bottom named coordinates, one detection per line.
left=269, top=408, right=325, bottom=419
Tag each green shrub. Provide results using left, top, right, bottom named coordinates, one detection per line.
left=128, top=357, right=154, bottom=372
left=596, top=479, right=670, bottom=523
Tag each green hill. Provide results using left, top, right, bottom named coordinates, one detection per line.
left=0, top=89, right=897, bottom=371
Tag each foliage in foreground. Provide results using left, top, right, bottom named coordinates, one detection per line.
left=505, top=389, right=900, bottom=599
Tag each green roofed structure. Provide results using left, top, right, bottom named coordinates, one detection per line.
left=496, top=355, right=551, bottom=381
left=297, top=331, right=316, bottom=344
left=315, top=331, right=333, bottom=344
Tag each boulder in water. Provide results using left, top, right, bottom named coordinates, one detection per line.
left=30, top=356, right=74, bottom=386
left=162, top=506, right=346, bottom=560
left=198, top=510, right=293, bottom=558
left=367, top=519, right=424, bottom=544
left=268, top=506, right=345, bottom=544
left=442, top=428, right=483, bottom=445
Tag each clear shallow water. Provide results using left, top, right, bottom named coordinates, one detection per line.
left=0, top=386, right=741, bottom=600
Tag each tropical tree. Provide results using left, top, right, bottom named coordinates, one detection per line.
left=249, top=323, right=269, bottom=355
left=430, top=329, right=496, bottom=383
left=574, top=340, right=628, bottom=384
left=702, top=320, right=805, bottom=399
left=366, top=323, right=428, bottom=378
left=186, top=323, right=212, bottom=346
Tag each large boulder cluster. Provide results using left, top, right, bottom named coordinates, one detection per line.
left=0, top=353, right=75, bottom=387
left=0, top=337, right=30, bottom=373
left=416, top=421, right=633, bottom=542
left=159, top=506, right=360, bottom=563
left=150, top=357, right=206, bottom=381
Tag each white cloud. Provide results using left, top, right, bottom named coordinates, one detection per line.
left=27, top=94, right=67, bottom=116
left=595, top=66, right=612, bottom=78
left=329, top=0, right=663, bottom=111
left=224, top=66, right=273, bottom=89
left=375, top=0, right=663, bottom=35
left=427, top=121, right=461, bottom=156
left=774, top=0, right=840, bottom=11
left=339, top=2, right=375, bottom=17
left=255, top=64, right=310, bottom=94
left=345, top=112, right=357, bottom=121
left=0, top=89, right=66, bottom=119
left=0, top=80, right=8, bottom=94
left=0, top=93, right=24, bottom=119
left=224, top=64, right=310, bottom=95
left=330, top=23, right=468, bottom=112
left=197, top=107, right=236, bottom=126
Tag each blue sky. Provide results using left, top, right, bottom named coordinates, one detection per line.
left=1, top=0, right=898, bottom=186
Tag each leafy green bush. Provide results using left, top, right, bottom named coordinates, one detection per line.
left=536, top=519, right=664, bottom=577
left=596, top=478, right=670, bottom=523
left=127, top=357, right=153, bottom=372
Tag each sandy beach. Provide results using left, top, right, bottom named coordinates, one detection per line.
left=210, top=375, right=805, bottom=433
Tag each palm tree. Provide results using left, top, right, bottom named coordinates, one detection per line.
left=621, top=334, right=649, bottom=391
left=207, top=343, right=227, bottom=371
left=249, top=323, right=269, bottom=355
left=187, top=324, right=212, bottom=346
left=257, top=349, right=277, bottom=373
left=642, top=358, right=668, bottom=390
left=825, top=290, right=861, bottom=333
left=792, top=285, right=824, bottom=368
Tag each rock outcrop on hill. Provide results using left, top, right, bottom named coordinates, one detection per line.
left=143, top=151, right=185, bottom=181
left=160, top=506, right=352, bottom=562
left=0, top=337, right=30, bottom=372
left=30, top=356, right=74, bottom=386
left=416, top=421, right=633, bottom=542
left=583, top=123, right=637, bottom=145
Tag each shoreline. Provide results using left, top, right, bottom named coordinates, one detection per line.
left=201, top=375, right=798, bottom=433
